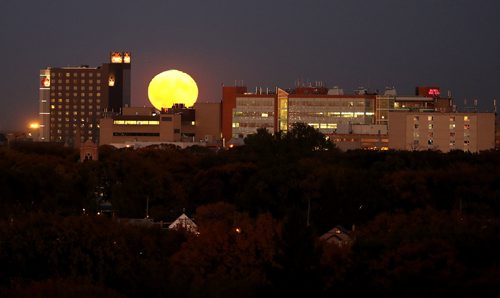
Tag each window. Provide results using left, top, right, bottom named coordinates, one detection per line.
left=413, top=116, right=419, bottom=121
left=449, top=124, right=456, bottom=129
left=428, top=124, right=433, bottom=129
left=428, top=116, right=433, bottom=121
left=449, top=116, right=455, bottom=122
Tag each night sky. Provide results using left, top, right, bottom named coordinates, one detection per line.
left=1, top=0, right=499, bottom=131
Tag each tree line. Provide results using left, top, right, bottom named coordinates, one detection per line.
left=0, top=123, right=499, bottom=297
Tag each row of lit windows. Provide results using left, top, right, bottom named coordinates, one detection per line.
left=414, top=123, right=470, bottom=130
left=51, top=130, right=94, bottom=136
left=50, top=111, right=100, bottom=116
left=112, top=132, right=160, bottom=137
left=289, top=100, right=369, bottom=108
left=51, top=98, right=101, bottom=104
left=51, top=123, right=95, bottom=128
left=51, top=72, right=101, bottom=78
left=51, top=104, right=100, bottom=109
left=51, top=136, right=94, bottom=142
left=51, top=86, right=102, bottom=93
left=53, top=79, right=102, bottom=85
left=308, top=123, right=337, bottom=129
left=233, top=111, right=273, bottom=118
left=113, top=120, right=160, bottom=125
left=413, top=115, right=469, bottom=122
left=51, top=107, right=100, bottom=113
left=51, top=85, right=101, bottom=91
left=232, top=123, right=273, bottom=128
left=413, top=139, right=470, bottom=147
left=51, top=93, right=102, bottom=99
left=413, top=131, right=469, bottom=138
left=289, top=111, right=374, bottom=117
left=50, top=117, right=97, bottom=124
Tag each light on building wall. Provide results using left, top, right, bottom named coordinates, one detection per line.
left=108, top=75, right=115, bottom=87
left=29, top=122, right=40, bottom=129
left=40, top=76, right=50, bottom=87
left=123, top=52, right=131, bottom=63
left=110, top=52, right=123, bottom=63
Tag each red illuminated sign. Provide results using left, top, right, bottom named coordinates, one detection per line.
left=428, top=88, right=440, bottom=96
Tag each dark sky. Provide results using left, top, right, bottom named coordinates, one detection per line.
left=1, top=0, right=499, bottom=130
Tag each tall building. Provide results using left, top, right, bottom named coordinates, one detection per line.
left=39, top=51, right=131, bottom=145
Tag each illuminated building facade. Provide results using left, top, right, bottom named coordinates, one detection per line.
left=100, top=104, right=222, bottom=148
left=99, top=107, right=181, bottom=146
left=221, top=84, right=458, bottom=149
left=39, top=51, right=131, bottom=145
left=222, top=85, right=378, bottom=141
left=389, top=111, right=495, bottom=152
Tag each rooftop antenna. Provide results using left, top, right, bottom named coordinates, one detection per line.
left=494, top=99, right=497, bottom=113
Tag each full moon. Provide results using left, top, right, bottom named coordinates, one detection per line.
left=148, top=69, right=198, bottom=110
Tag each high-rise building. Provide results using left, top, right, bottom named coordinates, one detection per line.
left=39, top=51, right=131, bottom=145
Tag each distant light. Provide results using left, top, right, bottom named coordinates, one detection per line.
left=235, top=227, right=241, bottom=233
left=29, top=122, right=40, bottom=129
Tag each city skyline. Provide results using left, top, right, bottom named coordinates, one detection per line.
left=1, top=0, right=500, bottom=130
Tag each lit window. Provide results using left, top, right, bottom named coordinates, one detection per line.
left=428, top=124, right=433, bottom=129
left=450, top=116, right=455, bottom=122
left=464, top=116, right=469, bottom=121
left=449, top=124, right=456, bottom=129
left=413, top=116, right=419, bottom=121
left=428, top=116, right=433, bottom=121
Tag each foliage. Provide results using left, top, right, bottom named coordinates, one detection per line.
left=0, top=135, right=499, bottom=297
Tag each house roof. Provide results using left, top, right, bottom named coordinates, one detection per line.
left=168, top=213, right=198, bottom=234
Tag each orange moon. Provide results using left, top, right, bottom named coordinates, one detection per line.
left=148, top=69, right=198, bottom=110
